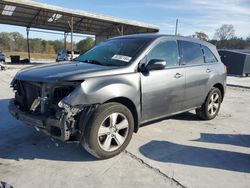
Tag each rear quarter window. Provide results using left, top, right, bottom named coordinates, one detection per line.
left=202, top=45, right=218, bottom=63
left=179, top=40, right=204, bottom=65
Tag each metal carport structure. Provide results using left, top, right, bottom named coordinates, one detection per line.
left=0, top=0, right=159, bottom=61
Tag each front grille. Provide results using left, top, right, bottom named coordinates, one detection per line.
left=15, top=81, right=41, bottom=112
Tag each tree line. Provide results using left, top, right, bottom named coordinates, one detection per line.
left=0, top=32, right=95, bottom=54
left=0, top=24, right=249, bottom=54
left=191, top=24, right=250, bottom=49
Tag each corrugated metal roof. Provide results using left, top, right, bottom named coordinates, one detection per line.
left=0, top=0, right=159, bottom=36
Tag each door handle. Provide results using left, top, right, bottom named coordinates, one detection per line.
left=175, top=73, right=183, bottom=78
left=206, top=68, right=212, bottom=73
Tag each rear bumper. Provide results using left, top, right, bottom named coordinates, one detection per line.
left=8, top=99, right=64, bottom=140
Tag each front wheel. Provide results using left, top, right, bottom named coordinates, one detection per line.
left=81, top=102, right=134, bottom=159
left=196, top=87, right=222, bottom=120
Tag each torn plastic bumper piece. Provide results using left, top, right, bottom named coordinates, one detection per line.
left=8, top=99, right=85, bottom=141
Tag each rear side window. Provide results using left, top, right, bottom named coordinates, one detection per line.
left=179, top=41, right=204, bottom=65
left=202, top=45, right=217, bottom=63
left=147, top=40, right=179, bottom=68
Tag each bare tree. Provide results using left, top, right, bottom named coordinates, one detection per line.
left=192, top=32, right=209, bottom=41
left=246, top=34, right=250, bottom=41
left=214, top=24, right=235, bottom=40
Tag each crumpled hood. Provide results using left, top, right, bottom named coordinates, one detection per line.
left=15, top=61, right=120, bottom=82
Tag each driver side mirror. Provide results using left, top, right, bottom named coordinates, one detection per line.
left=146, top=59, right=166, bottom=71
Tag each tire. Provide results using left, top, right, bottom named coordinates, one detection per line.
left=81, top=102, right=134, bottom=159
left=196, top=87, right=222, bottom=120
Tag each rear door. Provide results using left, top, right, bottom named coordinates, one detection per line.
left=202, top=45, right=221, bottom=91
left=178, top=40, right=210, bottom=109
left=141, top=39, right=185, bottom=121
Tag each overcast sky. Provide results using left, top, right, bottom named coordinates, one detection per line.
left=0, top=0, right=249, bottom=41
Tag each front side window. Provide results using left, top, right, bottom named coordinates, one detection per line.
left=179, top=41, right=204, bottom=65
left=202, top=45, right=218, bottom=63
left=147, top=40, right=179, bottom=68
left=74, top=38, right=152, bottom=66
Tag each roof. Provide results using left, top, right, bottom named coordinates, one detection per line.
left=114, top=33, right=216, bottom=47
left=0, top=0, right=159, bottom=36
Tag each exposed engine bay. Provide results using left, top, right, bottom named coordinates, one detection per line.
left=9, top=80, right=96, bottom=142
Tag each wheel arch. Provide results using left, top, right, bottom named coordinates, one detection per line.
left=105, top=97, right=139, bottom=133
left=213, top=83, right=225, bottom=101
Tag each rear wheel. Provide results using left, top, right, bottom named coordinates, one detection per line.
left=81, top=102, right=134, bottom=159
left=196, top=87, right=222, bottom=120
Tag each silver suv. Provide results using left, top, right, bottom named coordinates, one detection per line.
left=9, top=34, right=226, bottom=159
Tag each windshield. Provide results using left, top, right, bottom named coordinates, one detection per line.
left=74, top=38, right=152, bottom=66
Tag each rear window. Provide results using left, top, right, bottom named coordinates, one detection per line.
left=179, top=41, right=204, bottom=65
left=202, top=45, right=217, bottom=63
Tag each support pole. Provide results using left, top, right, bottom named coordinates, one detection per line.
left=64, top=32, right=68, bottom=49
left=175, top=19, right=178, bottom=35
left=71, top=17, right=74, bottom=60
left=26, top=27, right=30, bottom=63
left=121, top=25, right=124, bottom=35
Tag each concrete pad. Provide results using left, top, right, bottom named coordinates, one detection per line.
left=127, top=87, right=250, bottom=188
left=227, top=76, right=250, bottom=88
left=0, top=69, right=250, bottom=188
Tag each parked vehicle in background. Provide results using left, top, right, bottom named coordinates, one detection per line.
left=9, top=34, right=227, bottom=159
left=56, top=50, right=80, bottom=62
left=0, top=51, right=5, bottom=62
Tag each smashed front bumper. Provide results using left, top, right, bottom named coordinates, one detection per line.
left=9, top=99, right=97, bottom=142
left=9, top=99, right=70, bottom=141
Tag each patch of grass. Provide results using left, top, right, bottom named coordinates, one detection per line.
left=5, top=51, right=56, bottom=60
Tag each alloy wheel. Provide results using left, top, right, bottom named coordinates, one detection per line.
left=97, top=112, right=129, bottom=152
left=208, top=92, right=220, bottom=116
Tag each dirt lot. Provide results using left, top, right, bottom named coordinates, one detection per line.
left=0, top=68, right=250, bottom=188
left=5, top=51, right=56, bottom=60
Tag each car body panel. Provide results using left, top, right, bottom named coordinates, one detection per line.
left=62, top=73, right=141, bottom=112
left=14, top=61, right=130, bottom=82
left=183, top=65, right=210, bottom=109
left=141, top=67, right=185, bottom=121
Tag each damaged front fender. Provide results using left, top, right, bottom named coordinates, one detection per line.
left=61, top=74, right=141, bottom=109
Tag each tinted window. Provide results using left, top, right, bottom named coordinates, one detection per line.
left=147, top=40, right=179, bottom=67
left=179, top=41, right=204, bottom=65
left=202, top=45, right=217, bottom=63
left=74, top=38, right=151, bottom=66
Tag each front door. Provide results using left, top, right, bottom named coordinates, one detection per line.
left=141, top=40, right=185, bottom=122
